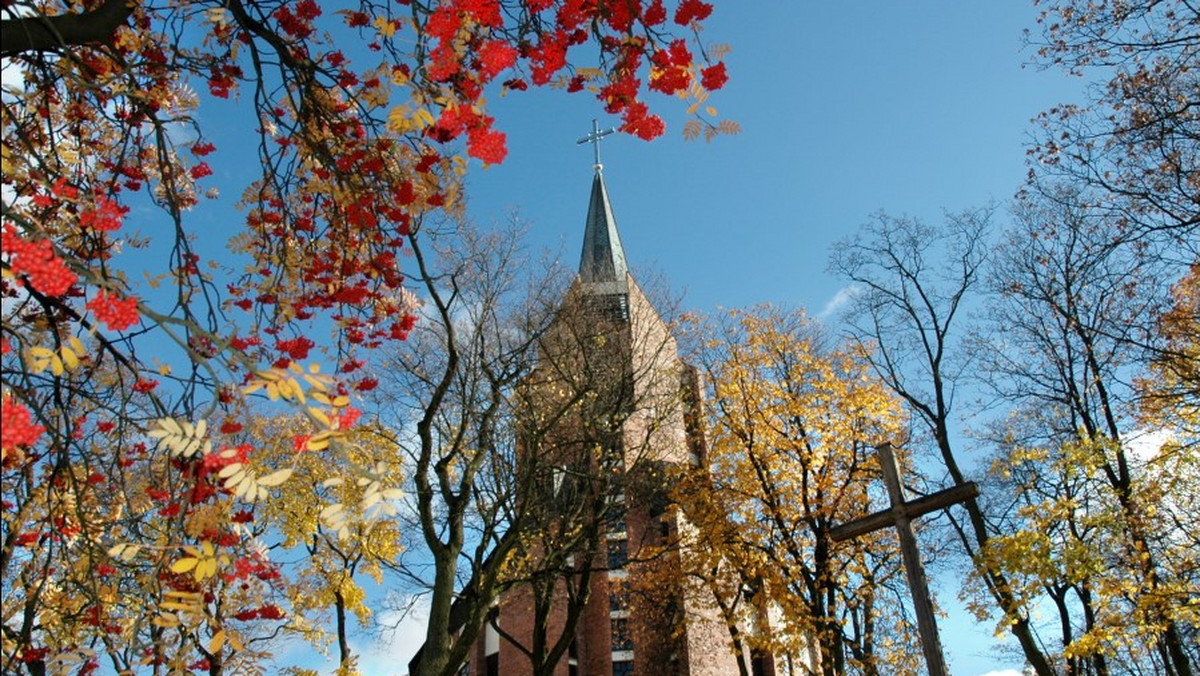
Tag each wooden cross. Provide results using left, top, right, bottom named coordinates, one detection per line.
left=829, top=443, right=979, bottom=676
left=576, top=118, right=618, bottom=169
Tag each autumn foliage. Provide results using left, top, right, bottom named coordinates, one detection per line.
left=672, top=308, right=923, bottom=676
left=0, top=1, right=729, bottom=673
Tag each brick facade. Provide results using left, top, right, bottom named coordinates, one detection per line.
left=437, top=170, right=780, bottom=676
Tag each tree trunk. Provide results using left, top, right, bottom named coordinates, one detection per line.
left=335, top=589, right=351, bottom=670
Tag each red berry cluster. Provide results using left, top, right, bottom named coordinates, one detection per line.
left=650, top=40, right=694, bottom=95
left=86, top=290, right=140, bottom=331
left=78, top=193, right=128, bottom=232
left=1, top=395, right=44, bottom=455
left=2, top=224, right=77, bottom=297
left=701, top=62, right=728, bottom=91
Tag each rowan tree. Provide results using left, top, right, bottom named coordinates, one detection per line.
left=1, top=1, right=731, bottom=674
left=672, top=306, right=922, bottom=676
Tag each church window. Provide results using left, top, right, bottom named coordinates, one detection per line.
left=605, top=504, right=627, bottom=534
left=611, top=618, right=633, bottom=651
left=485, top=653, right=498, bottom=676
left=751, top=649, right=771, bottom=676
left=612, top=660, right=634, bottom=676
left=607, top=538, right=627, bottom=569
left=610, top=590, right=629, bottom=613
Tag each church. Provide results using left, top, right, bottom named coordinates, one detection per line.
left=415, top=145, right=781, bottom=676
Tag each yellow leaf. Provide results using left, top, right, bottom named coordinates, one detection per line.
left=308, top=407, right=332, bottom=428
left=234, top=475, right=257, bottom=500
left=170, top=557, right=199, bottom=574
left=290, top=379, right=307, bottom=404
left=61, top=346, right=80, bottom=370
left=307, top=434, right=331, bottom=451
left=373, top=15, right=397, bottom=38
left=197, top=558, right=217, bottom=580
left=209, top=630, right=226, bottom=654
left=161, top=601, right=196, bottom=612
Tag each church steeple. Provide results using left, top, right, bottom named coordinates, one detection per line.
left=578, top=169, right=629, bottom=296
left=575, top=120, right=630, bottom=300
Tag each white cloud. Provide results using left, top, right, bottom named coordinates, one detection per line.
left=817, top=283, right=861, bottom=320
left=1125, top=427, right=1173, bottom=461
left=274, top=595, right=429, bottom=676
left=353, top=597, right=430, bottom=676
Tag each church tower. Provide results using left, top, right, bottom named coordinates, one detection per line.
left=467, top=157, right=747, bottom=676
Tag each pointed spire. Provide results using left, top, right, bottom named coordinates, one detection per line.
left=578, top=169, right=629, bottom=296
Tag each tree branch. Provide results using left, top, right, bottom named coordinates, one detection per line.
left=1, top=0, right=135, bottom=57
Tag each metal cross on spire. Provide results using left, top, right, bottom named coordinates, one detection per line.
left=577, top=118, right=618, bottom=172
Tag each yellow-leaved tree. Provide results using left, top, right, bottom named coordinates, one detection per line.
left=243, top=413, right=405, bottom=676
left=672, top=306, right=924, bottom=676
left=973, top=188, right=1199, bottom=675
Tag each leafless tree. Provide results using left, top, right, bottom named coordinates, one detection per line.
left=829, top=208, right=1058, bottom=676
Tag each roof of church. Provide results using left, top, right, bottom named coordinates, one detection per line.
left=578, top=168, right=629, bottom=295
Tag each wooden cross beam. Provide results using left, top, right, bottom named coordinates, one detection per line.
left=576, top=118, right=618, bottom=169
left=830, top=443, right=979, bottom=676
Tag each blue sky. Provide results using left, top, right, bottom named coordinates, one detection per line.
left=438, top=4, right=1085, bottom=675
left=467, top=2, right=1082, bottom=322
